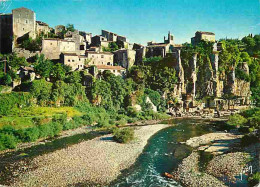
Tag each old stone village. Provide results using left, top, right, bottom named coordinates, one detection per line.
left=0, top=7, right=251, bottom=117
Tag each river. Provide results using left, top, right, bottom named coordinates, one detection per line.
left=110, top=118, right=215, bottom=187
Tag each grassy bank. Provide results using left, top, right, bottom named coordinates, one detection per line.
left=0, top=107, right=82, bottom=129
left=0, top=103, right=169, bottom=151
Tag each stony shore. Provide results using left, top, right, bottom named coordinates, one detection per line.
left=173, top=131, right=257, bottom=187
left=173, top=151, right=227, bottom=187
left=10, top=124, right=170, bottom=187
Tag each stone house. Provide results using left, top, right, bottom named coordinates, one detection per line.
left=41, top=38, right=76, bottom=59
left=85, top=51, right=114, bottom=66
left=36, top=21, right=50, bottom=36
left=17, top=66, right=35, bottom=82
left=101, top=30, right=129, bottom=43
left=64, top=30, right=87, bottom=54
left=101, top=30, right=117, bottom=42
left=91, top=35, right=109, bottom=47
left=113, top=49, right=136, bottom=69
left=191, top=31, right=215, bottom=45
left=60, top=52, right=87, bottom=71
left=0, top=7, right=36, bottom=54
left=146, top=32, right=175, bottom=58
left=87, top=65, right=126, bottom=77
left=133, top=43, right=146, bottom=65
left=79, top=31, right=92, bottom=47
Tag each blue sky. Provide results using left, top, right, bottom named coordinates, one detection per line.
left=2, top=0, right=260, bottom=45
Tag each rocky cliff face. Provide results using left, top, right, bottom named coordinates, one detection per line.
left=170, top=49, right=251, bottom=108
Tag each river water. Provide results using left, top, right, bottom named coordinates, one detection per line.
left=110, top=118, right=214, bottom=187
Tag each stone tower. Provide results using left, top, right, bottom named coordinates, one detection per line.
left=164, top=31, right=174, bottom=45
left=12, top=7, right=36, bottom=47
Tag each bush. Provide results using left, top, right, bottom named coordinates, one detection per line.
left=117, top=118, right=127, bottom=126
left=82, top=114, right=95, bottom=125
left=0, top=133, right=18, bottom=149
left=126, top=106, right=139, bottom=117
left=17, top=127, right=40, bottom=142
left=248, top=172, right=260, bottom=187
left=50, top=122, right=63, bottom=136
left=113, top=127, right=134, bottom=143
left=96, top=119, right=110, bottom=128
left=38, top=124, right=54, bottom=138
left=227, top=114, right=248, bottom=127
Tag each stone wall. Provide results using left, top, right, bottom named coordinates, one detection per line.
left=12, top=7, right=36, bottom=47
left=41, top=39, right=76, bottom=59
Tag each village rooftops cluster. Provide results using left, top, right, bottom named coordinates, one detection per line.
left=0, top=7, right=219, bottom=78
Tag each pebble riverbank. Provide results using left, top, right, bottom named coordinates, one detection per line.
left=173, top=131, right=258, bottom=187
left=10, top=124, right=170, bottom=187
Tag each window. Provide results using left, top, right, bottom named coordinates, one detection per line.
left=72, top=60, right=75, bottom=62
left=113, top=70, right=116, bottom=73
left=68, top=60, right=71, bottom=62
left=23, top=28, right=25, bottom=31
left=102, top=62, right=104, bottom=64
left=92, top=55, right=94, bottom=58
left=101, top=55, right=104, bottom=58
left=25, top=20, right=28, bottom=24
left=50, top=43, right=52, bottom=45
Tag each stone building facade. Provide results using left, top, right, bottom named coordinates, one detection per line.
left=41, top=39, right=76, bottom=59
left=191, top=31, right=215, bottom=45
left=146, top=32, right=175, bottom=58
left=60, top=53, right=87, bottom=70
left=36, top=21, right=50, bottom=35
left=87, top=65, right=126, bottom=77
left=91, top=35, right=109, bottom=47
left=64, top=30, right=86, bottom=54
left=12, top=7, right=36, bottom=45
left=101, top=30, right=129, bottom=43
left=0, top=7, right=36, bottom=54
left=113, top=49, right=136, bottom=69
left=86, top=51, right=114, bottom=66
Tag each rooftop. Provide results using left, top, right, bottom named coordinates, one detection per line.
left=196, top=31, right=215, bottom=35
left=86, top=51, right=113, bottom=55
left=36, top=21, right=49, bottom=26
left=86, top=65, right=125, bottom=70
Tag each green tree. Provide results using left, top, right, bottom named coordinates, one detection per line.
left=51, top=63, right=66, bottom=81
left=65, top=71, right=81, bottom=84
left=34, top=54, right=54, bottom=78
left=227, top=114, right=248, bottom=128
left=30, top=79, right=53, bottom=106
left=66, top=24, right=75, bottom=32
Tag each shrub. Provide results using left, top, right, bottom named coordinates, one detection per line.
left=227, top=114, right=248, bottom=127
left=117, top=118, right=127, bottom=126
left=21, top=127, right=40, bottom=142
left=38, top=124, right=54, bottom=138
left=248, top=172, right=260, bottom=187
left=49, top=122, right=63, bottom=136
left=0, top=133, right=18, bottom=149
left=0, top=141, right=5, bottom=150
left=96, top=119, right=110, bottom=128
left=63, top=121, right=76, bottom=130
left=126, top=106, right=139, bottom=117
left=113, top=127, right=134, bottom=143
left=127, top=117, right=138, bottom=123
